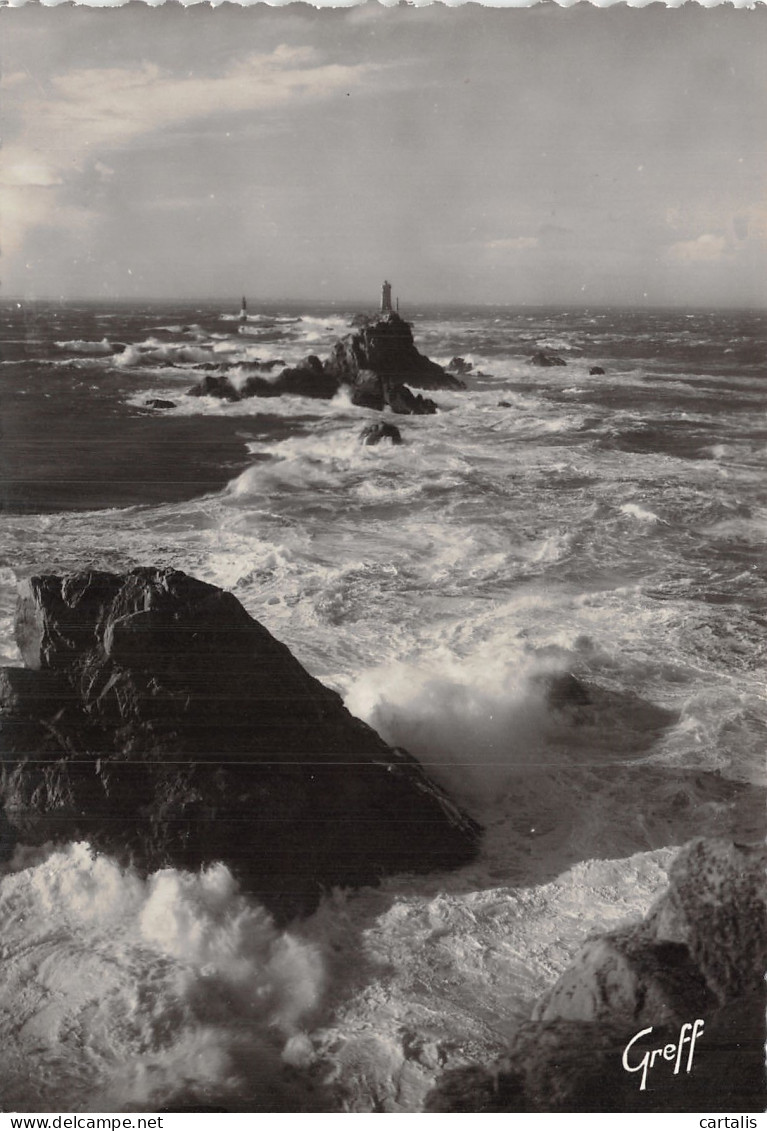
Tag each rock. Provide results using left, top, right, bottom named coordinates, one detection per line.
left=350, top=370, right=385, bottom=411
left=448, top=357, right=473, bottom=375
left=387, top=383, right=438, bottom=416
left=532, top=930, right=716, bottom=1027
left=426, top=1021, right=632, bottom=1113
left=273, top=355, right=339, bottom=400
left=427, top=1008, right=766, bottom=1112
left=187, top=374, right=240, bottom=401
left=497, top=401, right=512, bottom=408
left=143, top=399, right=177, bottom=410
left=589, top=366, right=606, bottom=375
left=643, top=838, right=767, bottom=1003
left=360, top=422, right=403, bottom=447
left=539, top=671, right=591, bottom=709
left=1, top=569, right=479, bottom=922
left=238, top=356, right=339, bottom=401
left=324, top=313, right=465, bottom=392
left=424, top=837, right=767, bottom=1112
left=529, top=351, right=566, bottom=368
left=238, top=373, right=277, bottom=398
left=424, top=1064, right=527, bottom=1113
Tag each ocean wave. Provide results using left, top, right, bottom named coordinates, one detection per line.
left=0, top=844, right=324, bottom=1112
left=55, top=338, right=115, bottom=355
left=619, top=502, right=664, bottom=524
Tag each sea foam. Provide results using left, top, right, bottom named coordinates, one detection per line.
left=0, top=844, right=324, bottom=1111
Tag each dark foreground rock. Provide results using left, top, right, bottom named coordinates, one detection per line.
left=360, top=422, right=403, bottom=446
left=1, top=569, right=479, bottom=922
left=589, top=365, right=606, bottom=375
left=530, top=351, right=567, bottom=367
left=325, top=313, right=465, bottom=392
left=425, top=838, right=767, bottom=1112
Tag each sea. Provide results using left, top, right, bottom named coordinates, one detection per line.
left=0, top=299, right=765, bottom=1113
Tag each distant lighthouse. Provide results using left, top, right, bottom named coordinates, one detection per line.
left=381, top=280, right=393, bottom=314
left=239, top=296, right=247, bottom=323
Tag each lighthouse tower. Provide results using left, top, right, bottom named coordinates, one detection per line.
left=380, top=280, right=393, bottom=314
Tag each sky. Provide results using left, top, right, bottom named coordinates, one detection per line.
left=1, top=3, right=766, bottom=307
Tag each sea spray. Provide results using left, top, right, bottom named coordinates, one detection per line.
left=0, top=844, right=324, bottom=1112
left=344, top=653, right=588, bottom=809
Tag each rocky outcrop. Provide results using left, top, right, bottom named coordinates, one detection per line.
left=187, top=373, right=241, bottom=401
left=388, top=384, right=438, bottom=416
left=350, top=370, right=385, bottom=411
left=189, top=357, right=339, bottom=402
left=349, top=373, right=438, bottom=416
left=1, top=569, right=480, bottom=922
left=324, top=313, right=465, bottom=392
left=530, top=351, right=566, bottom=367
left=643, top=838, right=767, bottom=1003
left=271, top=355, right=339, bottom=400
left=185, top=317, right=460, bottom=410
left=425, top=838, right=767, bottom=1112
left=589, top=366, right=606, bottom=375
left=360, top=422, right=403, bottom=446
left=448, top=357, right=473, bottom=376
left=532, top=931, right=716, bottom=1028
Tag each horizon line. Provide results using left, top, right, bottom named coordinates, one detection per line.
left=2, top=294, right=766, bottom=314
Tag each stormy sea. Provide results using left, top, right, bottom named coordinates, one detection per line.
left=0, top=298, right=765, bottom=1113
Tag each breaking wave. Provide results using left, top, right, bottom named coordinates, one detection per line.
left=0, top=844, right=324, bottom=1112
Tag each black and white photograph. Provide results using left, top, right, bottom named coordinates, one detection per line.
left=0, top=0, right=765, bottom=1116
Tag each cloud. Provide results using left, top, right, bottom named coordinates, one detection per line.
left=667, top=233, right=729, bottom=263
left=0, top=45, right=381, bottom=267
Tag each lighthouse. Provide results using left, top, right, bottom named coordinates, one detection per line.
left=381, top=280, right=393, bottom=314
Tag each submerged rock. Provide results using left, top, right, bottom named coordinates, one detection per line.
left=360, top=422, right=403, bottom=446
left=1, top=569, right=479, bottom=922
left=143, top=398, right=177, bottom=410
left=529, top=351, right=567, bottom=367
left=424, top=837, right=767, bottom=1112
left=324, top=313, right=465, bottom=392
left=589, top=366, right=606, bottom=375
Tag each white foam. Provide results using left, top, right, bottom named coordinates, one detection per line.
left=619, top=502, right=664, bottom=524
left=0, top=844, right=324, bottom=1111
left=345, top=652, right=581, bottom=809
left=55, top=338, right=114, bottom=355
